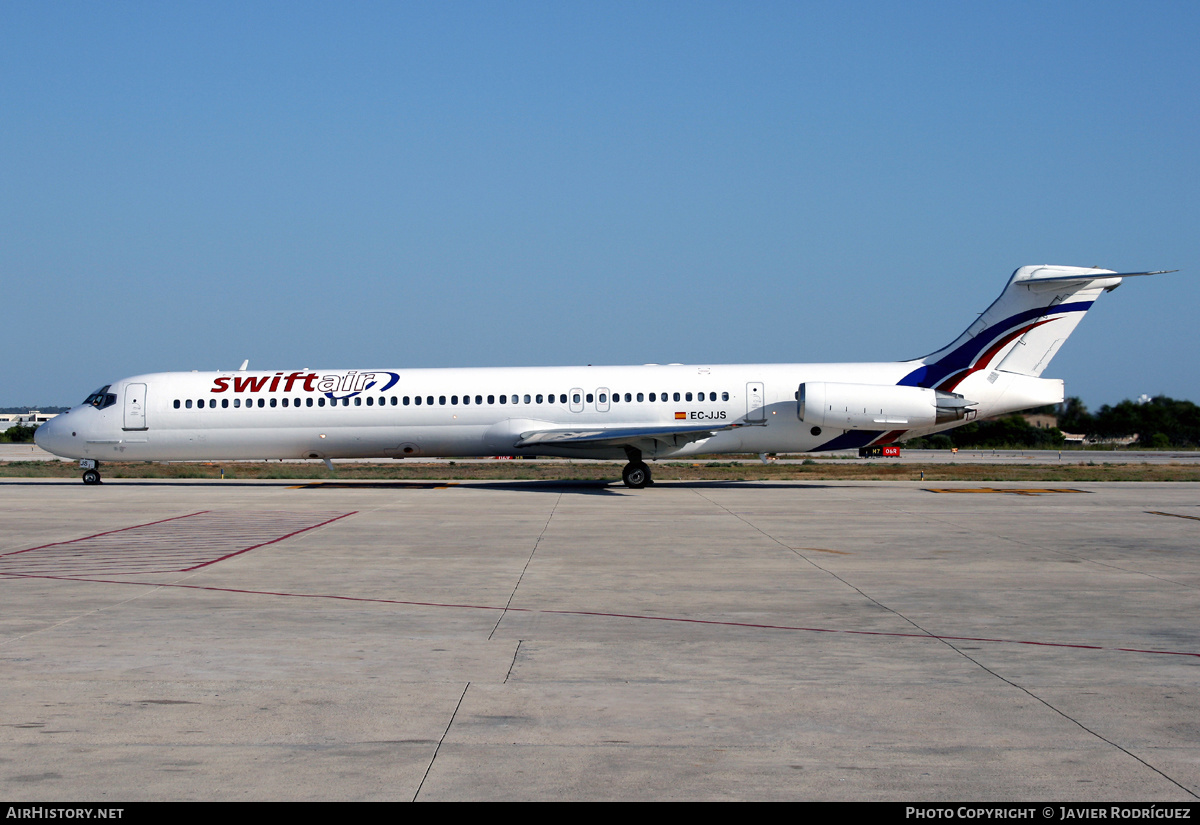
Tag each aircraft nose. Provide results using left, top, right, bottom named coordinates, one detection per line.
left=34, top=413, right=72, bottom=457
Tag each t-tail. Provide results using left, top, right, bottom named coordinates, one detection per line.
left=898, top=265, right=1175, bottom=419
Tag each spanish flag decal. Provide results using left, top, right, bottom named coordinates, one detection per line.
left=675, top=411, right=686, bottom=419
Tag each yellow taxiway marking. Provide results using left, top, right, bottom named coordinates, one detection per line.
left=924, top=488, right=1087, bottom=497
left=289, top=482, right=460, bottom=490
left=1146, top=510, right=1200, bottom=521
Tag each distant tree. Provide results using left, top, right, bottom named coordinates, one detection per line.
left=1056, top=397, right=1092, bottom=434
left=1, top=424, right=37, bottom=443
left=1052, top=396, right=1198, bottom=447
left=906, top=395, right=1198, bottom=450
left=1088, top=397, right=1199, bottom=447
left=1145, top=433, right=1171, bottom=449
left=947, top=415, right=1065, bottom=449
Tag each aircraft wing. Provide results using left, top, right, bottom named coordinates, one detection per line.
left=514, top=421, right=741, bottom=449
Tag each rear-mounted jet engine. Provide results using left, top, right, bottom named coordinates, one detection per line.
left=797, top=382, right=976, bottom=430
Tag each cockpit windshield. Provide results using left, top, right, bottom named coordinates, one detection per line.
left=83, top=385, right=118, bottom=410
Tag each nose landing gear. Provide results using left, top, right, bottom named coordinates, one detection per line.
left=80, top=460, right=102, bottom=485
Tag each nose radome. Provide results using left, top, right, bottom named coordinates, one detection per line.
left=34, top=414, right=69, bottom=456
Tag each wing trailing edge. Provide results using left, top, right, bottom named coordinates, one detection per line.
left=514, top=421, right=743, bottom=449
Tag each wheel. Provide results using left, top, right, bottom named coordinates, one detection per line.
left=622, top=461, right=650, bottom=489
left=82, top=469, right=101, bottom=485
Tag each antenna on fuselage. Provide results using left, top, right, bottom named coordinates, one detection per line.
left=237, top=360, right=249, bottom=371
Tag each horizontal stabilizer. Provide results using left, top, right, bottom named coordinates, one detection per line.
left=1018, top=269, right=1176, bottom=285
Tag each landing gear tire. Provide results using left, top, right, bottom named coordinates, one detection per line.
left=622, top=461, right=651, bottom=489
left=82, top=469, right=101, bottom=485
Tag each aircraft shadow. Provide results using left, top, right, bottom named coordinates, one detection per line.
left=2, top=479, right=844, bottom=494
left=294, top=479, right=842, bottom=494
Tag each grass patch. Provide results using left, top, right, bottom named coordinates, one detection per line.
left=4, top=460, right=1199, bottom=483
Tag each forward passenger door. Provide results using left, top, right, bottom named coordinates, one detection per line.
left=124, top=383, right=148, bottom=430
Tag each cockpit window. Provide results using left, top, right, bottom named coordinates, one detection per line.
left=83, top=385, right=118, bottom=410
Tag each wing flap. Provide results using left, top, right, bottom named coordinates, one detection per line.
left=514, top=421, right=739, bottom=449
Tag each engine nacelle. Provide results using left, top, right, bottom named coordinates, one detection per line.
left=798, top=382, right=975, bottom=430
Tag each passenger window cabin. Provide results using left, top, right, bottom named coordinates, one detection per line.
left=169, top=382, right=732, bottom=418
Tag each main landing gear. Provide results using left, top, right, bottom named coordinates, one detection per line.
left=80, top=459, right=101, bottom=485
left=621, top=447, right=653, bottom=489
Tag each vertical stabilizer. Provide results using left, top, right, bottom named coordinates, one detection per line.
left=898, top=265, right=1157, bottom=391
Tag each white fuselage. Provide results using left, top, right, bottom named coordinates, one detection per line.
left=34, top=360, right=1056, bottom=463
left=43, top=265, right=1155, bottom=470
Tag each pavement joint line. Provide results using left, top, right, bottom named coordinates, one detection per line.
left=0, top=579, right=175, bottom=649
left=504, top=640, right=523, bottom=684
left=4, top=570, right=1198, bottom=659
left=414, top=681, right=470, bottom=802
left=691, top=487, right=1200, bottom=798
left=923, top=616, right=1200, bottom=800
left=489, top=492, right=562, bottom=640
left=879, top=495, right=1200, bottom=592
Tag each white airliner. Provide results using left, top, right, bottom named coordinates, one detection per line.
left=36, top=265, right=1171, bottom=487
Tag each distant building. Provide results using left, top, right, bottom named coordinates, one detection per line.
left=0, top=411, right=58, bottom=427
left=1058, top=430, right=1138, bottom=446
left=977, top=412, right=1059, bottom=429
left=1021, top=413, right=1058, bottom=430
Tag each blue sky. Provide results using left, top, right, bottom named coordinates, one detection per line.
left=4, top=1, right=1197, bottom=409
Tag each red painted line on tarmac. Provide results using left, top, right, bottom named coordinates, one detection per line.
left=0, top=511, right=211, bottom=557
left=2, top=571, right=1197, bottom=660
left=0, top=511, right=357, bottom=575
left=180, top=511, right=357, bottom=570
